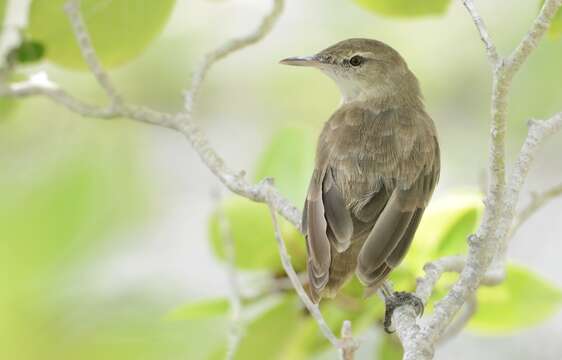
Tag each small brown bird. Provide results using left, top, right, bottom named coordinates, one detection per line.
left=281, top=39, right=440, bottom=330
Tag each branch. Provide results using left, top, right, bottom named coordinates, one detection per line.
left=460, top=0, right=499, bottom=65
left=392, top=2, right=562, bottom=355
left=265, top=184, right=359, bottom=358
left=505, top=0, right=562, bottom=75
left=0, top=1, right=348, bottom=353
left=497, top=112, right=562, bottom=260
left=183, top=0, right=284, bottom=113
left=215, top=191, right=244, bottom=360
left=0, top=0, right=32, bottom=69
left=438, top=295, right=477, bottom=344
left=64, top=0, right=122, bottom=106
left=0, top=0, right=302, bottom=231
left=340, top=320, right=358, bottom=360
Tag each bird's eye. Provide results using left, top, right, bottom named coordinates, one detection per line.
left=349, top=55, right=363, bottom=67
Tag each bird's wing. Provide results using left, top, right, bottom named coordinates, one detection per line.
left=304, top=105, right=440, bottom=299
left=356, top=132, right=440, bottom=287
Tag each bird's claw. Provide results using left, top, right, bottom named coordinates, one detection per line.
left=383, top=291, right=424, bottom=334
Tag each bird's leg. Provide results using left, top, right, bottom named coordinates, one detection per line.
left=380, top=283, right=424, bottom=334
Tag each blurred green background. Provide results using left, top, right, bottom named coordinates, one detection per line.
left=1, top=0, right=561, bottom=359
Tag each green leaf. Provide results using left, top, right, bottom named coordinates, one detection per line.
left=377, top=335, right=403, bottom=360
left=12, top=40, right=45, bottom=63
left=354, top=0, right=451, bottom=17
left=548, top=2, right=562, bottom=37
left=234, top=296, right=302, bottom=360
left=165, top=298, right=230, bottom=321
left=469, top=264, right=562, bottom=334
left=0, top=98, right=16, bottom=118
left=435, top=205, right=481, bottom=257
left=254, top=127, right=315, bottom=205
left=407, top=191, right=483, bottom=267
left=28, top=0, right=176, bottom=69
left=208, top=197, right=305, bottom=271
left=0, top=0, right=6, bottom=29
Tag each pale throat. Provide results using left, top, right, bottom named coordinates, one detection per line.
left=323, top=70, right=390, bottom=104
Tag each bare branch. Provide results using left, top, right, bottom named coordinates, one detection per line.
left=215, top=190, right=244, bottom=360
left=183, top=0, right=284, bottom=113
left=0, top=0, right=32, bottom=69
left=64, top=0, right=122, bottom=106
left=505, top=0, right=562, bottom=75
left=340, top=320, right=358, bottom=360
left=460, top=0, right=499, bottom=65
left=496, top=112, right=562, bottom=260
left=438, top=295, right=477, bottom=344
left=264, top=183, right=341, bottom=349
left=512, top=182, right=562, bottom=237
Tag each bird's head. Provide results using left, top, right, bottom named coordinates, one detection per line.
left=280, top=38, right=419, bottom=103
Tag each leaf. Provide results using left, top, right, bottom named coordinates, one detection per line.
left=28, top=0, right=176, bottom=69
left=0, top=129, right=149, bottom=285
left=406, top=191, right=483, bottom=268
left=435, top=205, right=481, bottom=257
left=233, top=295, right=302, bottom=360
left=12, top=40, right=45, bottom=63
left=377, top=335, right=403, bottom=360
left=354, top=0, right=451, bottom=17
left=547, top=2, right=562, bottom=37
left=469, top=264, right=562, bottom=334
left=165, top=298, right=230, bottom=321
left=208, top=197, right=306, bottom=271
left=254, top=127, right=315, bottom=205
left=0, top=0, right=6, bottom=29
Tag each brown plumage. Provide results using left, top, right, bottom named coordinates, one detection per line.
left=281, top=39, right=440, bottom=303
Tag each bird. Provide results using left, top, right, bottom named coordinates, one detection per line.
left=280, top=38, right=440, bottom=331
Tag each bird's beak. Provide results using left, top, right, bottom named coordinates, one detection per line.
left=279, top=55, right=321, bottom=67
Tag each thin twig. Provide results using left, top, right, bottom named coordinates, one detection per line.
left=183, top=0, right=284, bottom=113
left=264, top=183, right=341, bottom=349
left=340, top=320, right=358, bottom=360
left=505, top=0, right=562, bottom=74
left=64, top=0, right=122, bottom=106
left=215, top=190, right=244, bottom=360
left=460, top=0, right=499, bottom=65
left=496, top=112, right=562, bottom=261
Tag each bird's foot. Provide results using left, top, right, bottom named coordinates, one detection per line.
left=383, top=291, right=424, bottom=334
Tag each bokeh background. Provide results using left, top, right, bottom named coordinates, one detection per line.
left=1, top=0, right=561, bottom=359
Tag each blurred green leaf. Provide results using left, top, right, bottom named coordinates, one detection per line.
left=28, top=0, right=176, bottom=69
left=165, top=298, right=230, bottom=321
left=234, top=295, right=302, bottom=360
left=548, top=2, right=562, bottom=37
left=377, top=335, right=403, bottom=360
left=435, top=206, right=481, bottom=257
left=0, top=0, right=6, bottom=29
left=354, top=0, right=451, bottom=17
left=254, top=127, right=315, bottom=205
left=469, top=264, right=562, bottom=333
left=12, top=40, right=45, bottom=63
left=208, top=196, right=305, bottom=271
left=406, top=191, right=483, bottom=268
left=0, top=98, right=16, bottom=118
